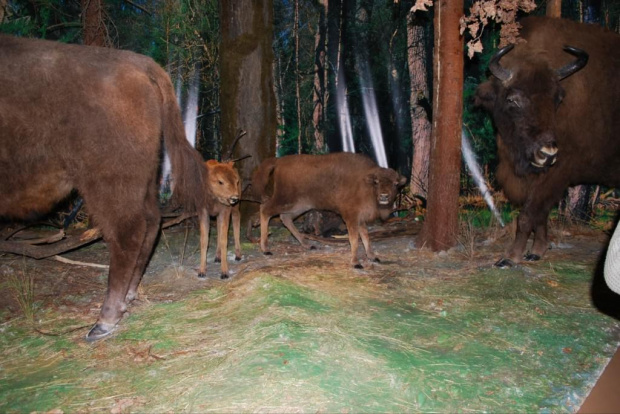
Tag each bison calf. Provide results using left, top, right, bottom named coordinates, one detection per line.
left=198, top=160, right=241, bottom=279
left=252, top=153, right=406, bottom=268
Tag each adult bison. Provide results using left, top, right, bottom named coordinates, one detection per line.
left=252, top=153, right=406, bottom=268
left=0, top=35, right=208, bottom=340
left=474, top=16, right=620, bottom=268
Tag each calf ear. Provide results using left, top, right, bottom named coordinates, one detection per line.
left=474, top=80, right=497, bottom=110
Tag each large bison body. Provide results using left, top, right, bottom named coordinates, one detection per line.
left=475, top=17, right=620, bottom=267
left=252, top=153, right=406, bottom=268
left=0, top=35, right=207, bottom=340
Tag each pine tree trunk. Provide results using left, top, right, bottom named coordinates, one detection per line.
left=81, top=0, right=107, bottom=47
left=407, top=11, right=431, bottom=199
left=418, top=0, right=464, bottom=252
left=312, top=0, right=328, bottom=153
left=220, top=0, right=277, bottom=222
left=294, top=0, right=302, bottom=154
left=546, top=0, right=562, bottom=17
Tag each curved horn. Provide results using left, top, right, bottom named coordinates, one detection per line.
left=556, top=46, right=589, bottom=80
left=489, top=44, right=514, bottom=82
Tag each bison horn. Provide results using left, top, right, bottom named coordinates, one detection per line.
left=556, top=46, right=589, bottom=80
left=489, top=44, right=514, bottom=82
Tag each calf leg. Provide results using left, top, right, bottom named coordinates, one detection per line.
left=231, top=204, right=242, bottom=261
left=216, top=210, right=231, bottom=279
left=526, top=222, right=549, bottom=261
left=198, top=208, right=210, bottom=279
left=259, top=204, right=273, bottom=255
left=343, top=218, right=362, bottom=268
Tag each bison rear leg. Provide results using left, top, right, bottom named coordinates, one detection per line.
left=280, top=213, right=314, bottom=250
left=359, top=223, right=379, bottom=263
left=343, top=219, right=363, bottom=268
left=87, top=213, right=155, bottom=341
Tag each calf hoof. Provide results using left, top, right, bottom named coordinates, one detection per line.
left=197, top=272, right=207, bottom=279
left=220, top=273, right=229, bottom=280
left=494, top=258, right=515, bottom=269
left=263, top=251, right=273, bottom=256
left=85, top=322, right=116, bottom=342
left=309, top=245, right=317, bottom=250
left=235, top=256, right=242, bottom=262
left=372, top=258, right=381, bottom=263
left=354, top=263, right=364, bottom=269
left=524, top=253, right=541, bottom=262
left=215, top=257, right=221, bottom=263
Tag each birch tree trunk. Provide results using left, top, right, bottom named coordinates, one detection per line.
left=407, top=11, right=431, bottom=199
left=546, top=0, right=562, bottom=17
left=418, top=0, right=464, bottom=252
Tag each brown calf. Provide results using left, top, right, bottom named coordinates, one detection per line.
left=252, top=153, right=406, bottom=268
left=198, top=160, right=241, bottom=279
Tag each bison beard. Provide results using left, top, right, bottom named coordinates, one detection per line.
left=251, top=153, right=406, bottom=268
left=475, top=17, right=620, bottom=267
left=0, top=35, right=208, bottom=341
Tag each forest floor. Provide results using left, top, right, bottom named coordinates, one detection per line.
left=1, top=213, right=619, bottom=413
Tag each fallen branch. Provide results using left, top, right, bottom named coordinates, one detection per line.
left=52, top=255, right=109, bottom=269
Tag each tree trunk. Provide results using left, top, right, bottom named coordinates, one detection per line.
left=81, top=0, right=107, bottom=46
left=326, top=0, right=345, bottom=152
left=418, top=0, right=464, bottom=252
left=0, top=0, right=7, bottom=24
left=312, top=0, right=328, bottom=153
left=274, top=56, right=286, bottom=154
left=220, top=0, right=277, bottom=221
left=294, top=0, right=302, bottom=154
left=407, top=11, right=432, bottom=199
left=546, top=0, right=562, bottom=17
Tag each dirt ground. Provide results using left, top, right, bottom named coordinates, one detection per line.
left=1, top=215, right=619, bottom=412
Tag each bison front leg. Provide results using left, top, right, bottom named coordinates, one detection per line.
left=198, top=208, right=210, bottom=279
left=359, top=223, right=379, bottom=263
left=344, top=219, right=363, bottom=269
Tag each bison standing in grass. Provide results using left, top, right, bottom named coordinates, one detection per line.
left=252, top=153, right=406, bottom=268
left=474, top=17, right=620, bottom=268
left=0, top=35, right=213, bottom=340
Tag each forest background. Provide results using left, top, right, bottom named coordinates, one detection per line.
left=1, top=0, right=618, bottom=229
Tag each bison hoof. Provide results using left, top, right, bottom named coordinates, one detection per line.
left=215, top=257, right=221, bottom=263
left=309, top=245, right=317, bottom=250
left=263, top=251, right=273, bottom=256
left=354, top=263, right=364, bottom=269
left=85, top=322, right=116, bottom=342
left=524, top=253, right=541, bottom=262
left=494, top=258, right=515, bottom=269
left=197, top=272, right=207, bottom=279
left=372, top=258, right=381, bottom=263
left=235, top=256, right=242, bottom=262
left=220, top=273, right=229, bottom=280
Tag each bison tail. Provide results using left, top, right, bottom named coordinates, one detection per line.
left=251, top=158, right=277, bottom=200
left=160, top=78, right=206, bottom=214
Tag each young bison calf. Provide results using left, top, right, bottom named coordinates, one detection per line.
left=252, top=153, right=406, bottom=268
left=198, top=160, right=241, bottom=279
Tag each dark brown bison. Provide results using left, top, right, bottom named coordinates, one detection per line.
left=0, top=35, right=210, bottom=340
left=198, top=160, right=241, bottom=279
left=252, top=153, right=406, bottom=268
left=475, top=16, right=620, bottom=268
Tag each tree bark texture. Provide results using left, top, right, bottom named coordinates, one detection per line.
left=419, top=0, right=464, bottom=252
left=312, top=0, right=328, bottom=153
left=220, top=0, right=277, bottom=197
left=81, top=0, right=107, bottom=47
left=546, top=0, right=562, bottom=17
left=407, top=11, right=431, bottom=199
left=294, top=0, right=302, bottom=153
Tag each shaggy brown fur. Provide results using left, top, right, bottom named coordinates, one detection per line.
left=198, top=160, right=241, bottom=279
left=252, top=153, right=406, bottom=268
left=475, top=17, right=620, bottom=267
left=0, top=35, right=207, bottom=340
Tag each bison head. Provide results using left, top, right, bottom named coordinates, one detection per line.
left=205, top=160, right=241, bottom=206
left=366, top=168, right=407, bottom=208
left=475, top=44, right=588, bottom=176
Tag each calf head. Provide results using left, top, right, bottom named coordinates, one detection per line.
left=205, top=160, right=241, bottom=206
left=475, top=44, right=588, bottom=177
left=366, top=167, right=407, bottom=207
